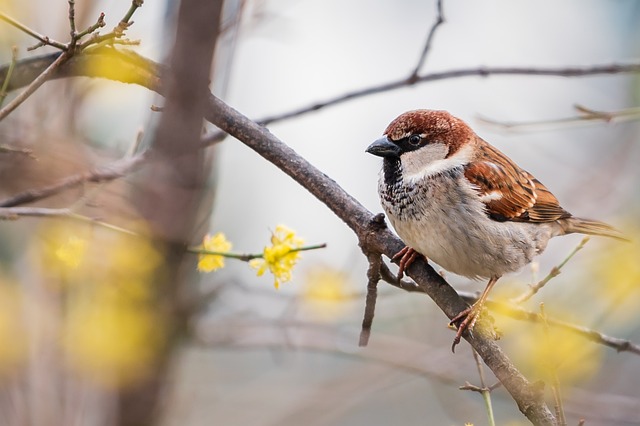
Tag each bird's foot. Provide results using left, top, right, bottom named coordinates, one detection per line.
left=391, top=246, right=423, bottom=280
left=449, top=303, right=483, bottom=353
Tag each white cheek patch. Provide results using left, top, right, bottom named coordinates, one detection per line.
left=403, top=143, right=473, bottom=183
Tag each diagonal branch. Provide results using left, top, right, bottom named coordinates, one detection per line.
left=0, top=151, right=147, bottom=207
left=0, top=51, right=70, bottom=121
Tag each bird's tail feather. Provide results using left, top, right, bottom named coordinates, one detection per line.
left=561, top=217, right=629, bottom=242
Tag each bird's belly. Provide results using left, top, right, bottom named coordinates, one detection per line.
left=382, top=177, right=551, bottom=279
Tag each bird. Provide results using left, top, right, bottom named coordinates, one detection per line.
left=366, top=109, right=625, bottom=352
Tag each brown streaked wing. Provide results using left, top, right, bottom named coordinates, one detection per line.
left=464, top=142, right=570, bottom=223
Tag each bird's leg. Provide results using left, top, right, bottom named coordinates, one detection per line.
left=391, top=246, right=422, bottom=280
left=449, top=276, right=499, bottom=352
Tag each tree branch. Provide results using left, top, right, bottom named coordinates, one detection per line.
left=0, top=151, right=147, bottom=207
left=408, top=0, right=445, bottom=81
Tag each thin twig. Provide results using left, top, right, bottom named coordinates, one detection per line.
left=478, top=105, right=640, bottom=132
left=540, top=303, right=568, bottom=426
left=257, top=62, right=640, bottom=125
left=457, top=292, right=640, bottom=356
left=0, top=51, right=70, bottom=122
left=0, top=12, right=67, bottom=50
left=68, top=0, right=77, bottom=40
left=359, top=252, right=382, bottom=347
left=186, top=243, right=327, bottom=262
left=114, top=0, right=144, bottom=38
left=0, top=151, right=147, bottom=207
left=0, top=46, right=18, bottom=107
left=511, top=237, right=590, bottom=304
left=472, top=349, right=496, bottom=426
left=408, top=0, right=445, bottom=81
left=75, top=12, right=106, bottom=41
left=121, top=0, right=144, bottom=26
left=0, top=207, right=72, bottom=219
left=0, top=144, right=35, bottom=159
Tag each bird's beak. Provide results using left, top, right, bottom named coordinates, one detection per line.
left=366, top=136, right=401, bottom=158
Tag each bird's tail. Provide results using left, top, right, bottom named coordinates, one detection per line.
left=560, top=217, right=629, bottom=242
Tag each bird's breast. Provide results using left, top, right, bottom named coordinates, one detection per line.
left=378, top=169, right=548, bottom=279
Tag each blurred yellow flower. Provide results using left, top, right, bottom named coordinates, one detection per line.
left=197, top=232, right=232, bottom=272
left=590, top=232, right=640, bottom=325
left=39, top=221, right=90, bottom=278
left=54, top=235, right=88, bottom=270
left=250, top=225, right=304, bottom=289
left=63, top=286, right=163, bottom=388
left=35, top=221, right=166, bottom=388
left=302, top=266, right=352, bottom=320
left=509, top=315, right=602, bottom=386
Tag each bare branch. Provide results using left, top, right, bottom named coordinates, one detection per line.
left=359, top=248, right=382, bottom=347
left=0, top=46, right=18, bottom=107
left=408, top=0, right=445, bottom=81
left=258, top=62, right=640, bottom=125
left=0, top=151, right=147, bottom=208
left=0, top=51, right=70, bottom=121
left=0, top=12, right=67, bottom=50
left=479, top=104, right=640, bottom=132
left=0, top=206, right=72, bottom=219
left=511, top=236, right=589, bottom=304
left=458, top=292, right=640, bottom=356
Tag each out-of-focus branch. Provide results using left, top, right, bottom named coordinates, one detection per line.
left=511, top=236, right=589, bottom=304
left=478, top=104, right=640, bottom=132
left=0, top=206, right=72, bottom=219
left=0, top=50, right=70, bottom=121
left=0, top=151, right=147, bottom=207
left=117, top=0, right=224, bottom=425
left=457, top=291, right=640, bottom=356
left=0, top=12, right=68, bottom=50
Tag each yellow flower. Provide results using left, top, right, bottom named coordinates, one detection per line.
left=508, top=313, right=602, bottom=385
left=54, top=235, right=87, bottom=270
left=39, top=221, right=89, bottom=278
left=302, top=266, right=352, bottom=321
left=63, top=285, right=163, bottom=388
left=250, top=225, right=305, bottom=289
left=197, top=232, right=232, bottom=272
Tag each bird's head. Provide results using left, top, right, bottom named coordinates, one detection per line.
left=366, top=109, right=475, bottom=181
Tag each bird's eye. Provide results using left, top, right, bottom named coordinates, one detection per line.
left=408, top=134, right=422, bottom=146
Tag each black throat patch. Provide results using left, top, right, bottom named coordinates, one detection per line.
left=383, top=158, right=402, bottom=187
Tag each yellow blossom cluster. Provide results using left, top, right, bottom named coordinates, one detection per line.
left=37, top=220, right=164, bottom=388
left=250, top=225, right=305, bottom=289
left=197, top=225, right=308, bottom=289
left=197, top=232, right=232, bottom=272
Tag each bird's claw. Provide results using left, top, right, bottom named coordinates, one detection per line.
left=391, top=246, right=421, bottom=280
left=449, top=305, right=481, bottom=353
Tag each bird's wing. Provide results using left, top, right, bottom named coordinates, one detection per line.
left=463, top=142, right=571, bottom=223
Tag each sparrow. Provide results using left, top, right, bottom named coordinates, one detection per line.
left=366, top=109, right=625, bottom=351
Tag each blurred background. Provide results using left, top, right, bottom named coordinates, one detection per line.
left=0, top=0, right=639, bottom=425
